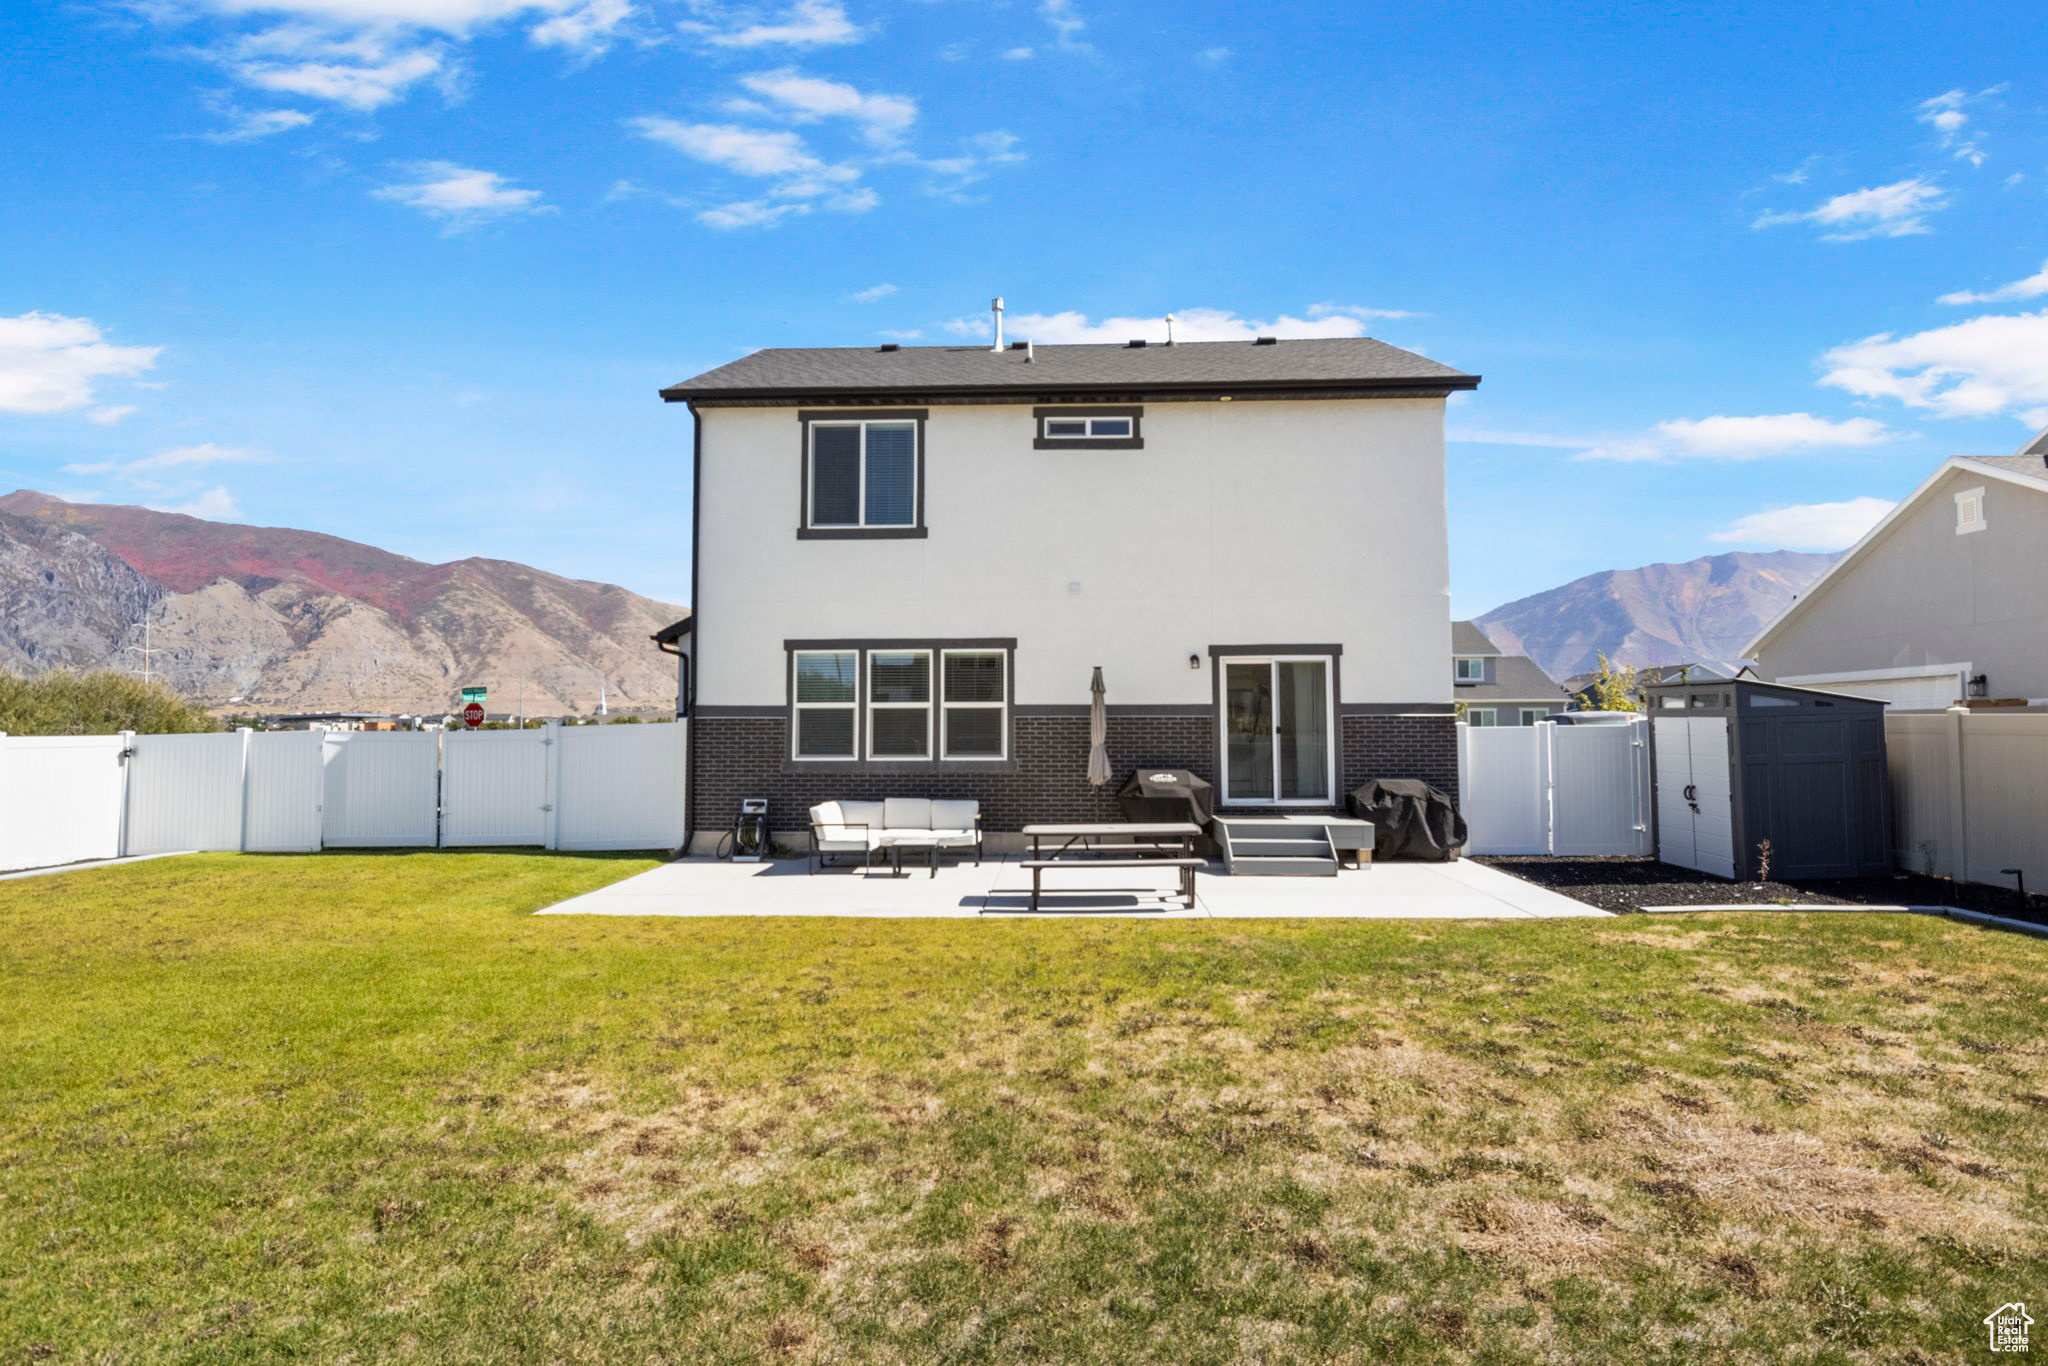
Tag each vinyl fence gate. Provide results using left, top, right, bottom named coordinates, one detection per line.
left=1457, top=719, right=1653, bottom=857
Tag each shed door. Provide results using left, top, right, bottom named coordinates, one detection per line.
left=1653, top=718, right=1697, bottom=870
left=1686, top=719, right=1735, bottom=879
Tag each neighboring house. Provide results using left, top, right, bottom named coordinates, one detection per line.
left=1561, top=661, right=1745, bottom=710
left=1746, top=433, right=2048, bottom=709
left=659, top=332, right=1479, bottom=848
left=1451, top=621, right=1566, bottom=725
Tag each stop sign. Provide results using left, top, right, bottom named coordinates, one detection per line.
left=462, top=702, right=485, bottom=728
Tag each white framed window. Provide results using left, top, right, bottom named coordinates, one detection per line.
left=941, top=650, right=1007, bottom=759
left=792, top=651, right=858, bottom=759
left=1518, top=707, right=1551, bottom=726
left=1454, top=657, right=1485, bottom=682
left=1466, top=707, right=1499, bottom=727
left=867, top=649, right=933, bottom=759
left=1041, top=415, right=1134, bottom=439
left=1956, top=486, right=1987, bottom=535
left=808, top=420, right=918, bottom=529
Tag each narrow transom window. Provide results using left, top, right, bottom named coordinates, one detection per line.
left=809, top=420, right=918, bottom=528
left=942, top=650, right=1007, bottom=759
left=1033, top=408, right=1143, bottom=449
left=1042, top=416, right=1132, bottom=438
left=868, top=650, right=932, bottom=758
left=792, top=651, right=858, bottom=759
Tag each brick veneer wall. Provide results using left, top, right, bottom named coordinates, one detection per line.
left=689, top=711, right=1457, bottom=837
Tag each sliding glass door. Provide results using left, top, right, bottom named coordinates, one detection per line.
left=1221, top=657, right=1333, bottom=804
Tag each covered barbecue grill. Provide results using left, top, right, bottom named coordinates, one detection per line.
left=1117, top=769, right=1216, bottom=830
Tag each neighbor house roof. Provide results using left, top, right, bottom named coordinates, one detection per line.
left=1745, top=452, right=2048, bottom=656
left=1457, top=654, right=1567, bottom=704
left=661, top=337, right=1479, bottom=403
left=2018, top=421, right=2048, bottom=457
left=1451, top=620, right=1502, bottom=656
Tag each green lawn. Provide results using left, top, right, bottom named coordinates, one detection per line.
left=3, top=852, right=2045, bottom=1364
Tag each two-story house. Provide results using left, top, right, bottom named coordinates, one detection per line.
left=658, top=334, right=1480, bottom=850
left=1451, top=621, right=1566, bottom=725
left=1746, top=434, right=2048, bottom=709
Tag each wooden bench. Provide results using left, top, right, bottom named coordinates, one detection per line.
left=1018, top=858, right=1205, bottom=912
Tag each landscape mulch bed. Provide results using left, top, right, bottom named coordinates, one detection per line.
left=1475, top=854, right=2048, bottom=926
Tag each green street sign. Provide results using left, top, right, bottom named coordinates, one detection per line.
left=460, top=686, right=487, bottom=704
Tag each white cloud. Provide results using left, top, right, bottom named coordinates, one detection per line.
left=150, top=487, right=242, bottom=520
left=1307, top=301, right=1424, bottom=322
left=1711, top=497, right=1897, bottom=550
left=1819, top=310, right=2048, bottom=420
left=849, top=282, right=897, bottom=302
left=64, top=443, right=269, bottom=477
left=1916, top=85, right=2004, bottom=167
left=942, top=304, right=1401, bottom=345
left=1577, top=413, right=1893, bottom=463
left=695, top=0, right=863, bottom=48
left=530, top=0, right=633, bottom=52
left=696, top=198, right=809, bottom=228
left=200, top=106, right=318, bottom=141
left=373, top=161, right=550, bottom=228
left=631, top=118, right=833, bottom=177
left=1195, top=45, right=1231, bottom=64
left=1039, top=0, right=1090, bottom=53
left=889, top=129, right=1026, bottom=198
left=88, top=406, right=139, bottom=426
left=1938, top=258, right=2048, bottom=306
left=1001, top=46, right=1033, bottom=60
left=188, top=0, right=576, bottom=25
left=0, top=313, right=161, bottom=416
left=878, top=328, right=922, bottom=340
left=224, top=28, right=451, bottom=110
left=1753, top=178, right=1947, bottom=241
left=737, top=68, right=916, bottom=145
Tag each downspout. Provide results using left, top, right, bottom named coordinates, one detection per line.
left=685, top=400, right=702, bottom=850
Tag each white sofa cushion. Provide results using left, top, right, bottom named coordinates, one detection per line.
left=882, top=796, right=933, bottom=831
left=812, top=800, right=884, bottom=850
left=929, top=799, right=980, bottom=845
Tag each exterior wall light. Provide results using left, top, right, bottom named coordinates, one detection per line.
left=1968, top=673, right=1989, bottom=698
left=1189, top=654, right=1202, bottom=670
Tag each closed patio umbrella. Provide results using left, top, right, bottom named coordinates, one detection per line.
left=1086, top=666, right=1112, bottom=786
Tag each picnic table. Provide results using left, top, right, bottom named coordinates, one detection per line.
left=1015, top=822, right=1205, bottom=912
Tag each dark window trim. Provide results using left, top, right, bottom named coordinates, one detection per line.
left=1033, top=403, right=1144, bottom=451
left=798, top=409, right=928, bottom=537
left=783, top=638, right=1016, bottom=771
left=1207, top=643, right=1344, bottom=658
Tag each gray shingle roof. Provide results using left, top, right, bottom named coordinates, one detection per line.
left=1451, top=620, right=1500, bottom=656
left=1456, top=654, right=1567, bottom=703
left=2018, top=422, right=2048, bottom=457
left=662, top=337, right=1477, bottom=401
left=1961, top=454, right=2048, bottom=486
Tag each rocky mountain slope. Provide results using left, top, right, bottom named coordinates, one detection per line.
left=0, top=491, right=685, bottom=716
left=1475, top=549, right=1841, bottom=680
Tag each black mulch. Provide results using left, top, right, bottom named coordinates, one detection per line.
left=1473, top=855, right=2048, bottom=927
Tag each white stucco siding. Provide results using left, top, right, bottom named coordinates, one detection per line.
left=693, top=397, right=1452, bottom=706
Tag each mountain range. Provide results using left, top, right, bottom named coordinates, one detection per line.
left=1474, top=548, right=1842, bottom=681
left=0, top=491, right=685, bottom=716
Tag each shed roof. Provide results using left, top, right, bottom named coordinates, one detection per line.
left=662, top=337, right=1477, bottom=402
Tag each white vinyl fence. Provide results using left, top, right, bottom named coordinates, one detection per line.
left=1886, top=708, right=2048, bottom=891
left=0, top=722, right=687, bottom=874
left=1458, top=718, right=1653, bottom=857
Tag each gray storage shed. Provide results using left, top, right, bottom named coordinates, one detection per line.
left=1645, top=677, right=1891, bottom=881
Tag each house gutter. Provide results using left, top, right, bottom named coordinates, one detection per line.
left=660, top=375, right=1482, bottom=405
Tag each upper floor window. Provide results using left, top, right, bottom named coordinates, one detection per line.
left=1033, top=405, right=1144, bottom=450
left=799, top=409, right=927, bottom=539
left=1454, top=657, right=1485, bottom=682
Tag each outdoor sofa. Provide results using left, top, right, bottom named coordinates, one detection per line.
left=807, top=798, right=983, bottom=874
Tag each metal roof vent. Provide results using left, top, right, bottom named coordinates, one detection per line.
left=1254, top=336, right=1278, bottom=345
left=1009, top=340, right=1028, bottom=349
left=877, top=342, right=900, bottom=352
left=1126, top=338, right=1148, bottom=348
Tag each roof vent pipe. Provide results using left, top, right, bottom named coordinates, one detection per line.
left=1164, top=312, right=1176, bottom=345
left=990, top=297, right=1004, bottom=352
left=1025, top=339, right=1034, bottom=363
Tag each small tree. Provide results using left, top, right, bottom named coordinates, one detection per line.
left=0, top=670, right=219, bottom=736
left=1586, top=652, right=1642, bottom=713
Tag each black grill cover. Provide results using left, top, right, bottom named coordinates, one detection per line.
left=1117, top=769, right=1216, bottom=828
left=1347, top=778, right=1467, bottom=861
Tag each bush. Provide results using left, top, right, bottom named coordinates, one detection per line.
left=0, top=670, right=220, bottom=736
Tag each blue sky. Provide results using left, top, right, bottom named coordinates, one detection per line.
left=4, top=0, right=2046, bottom=618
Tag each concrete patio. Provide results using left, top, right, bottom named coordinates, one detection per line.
left=536, top=853, right=1605, bottom=920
